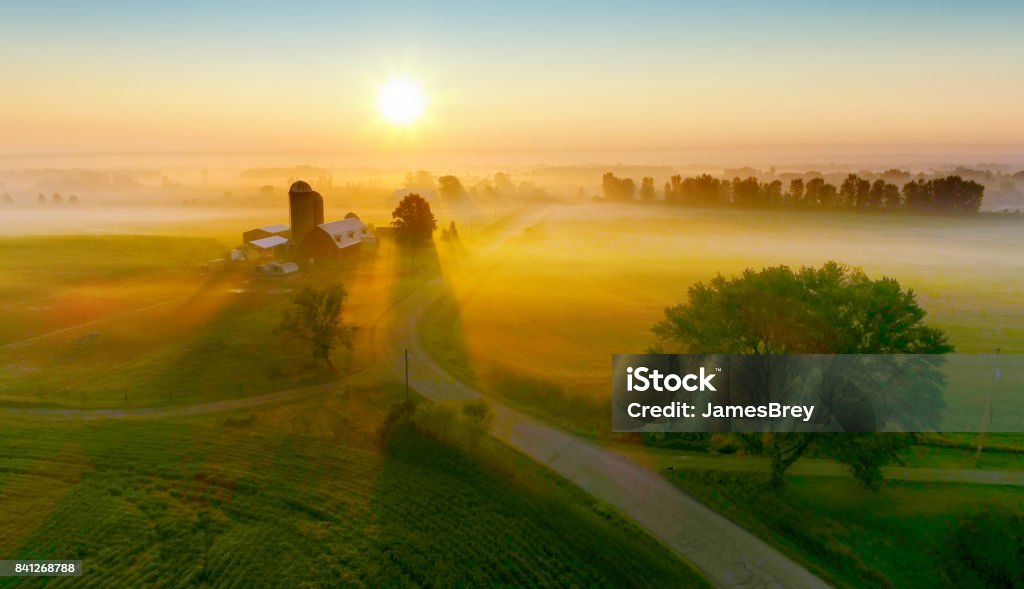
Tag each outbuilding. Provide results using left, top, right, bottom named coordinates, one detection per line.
left=242, top=223, right=290, bottom=244
left=244, top=235, right=289, bottom=259
left=252, top=261, right=300, bottom=278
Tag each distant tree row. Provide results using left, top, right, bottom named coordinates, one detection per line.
left=405, top=170, right=551, bottom=203
left=1, top=192, right=82, bottom=206
left=31, top=192, right=80, bottom=206
left=602, top=172, right=984, bottom=213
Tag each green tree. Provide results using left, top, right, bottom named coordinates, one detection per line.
left=818, top=181, right=838, bottom=206
left=665, top=174, right=684, bottom=204
left=404, top=170, right=435, bottom=191
left=840, top=174, right=870, bottom=208
left=731, top=176, right=765, bottom=207
left=804, top=178, right=824, bottom=206
left=639, top=176, right=657, bottom=201
left=437, top=175, right=468, bottom=201
left=602, top=172, right=636, bottom=201
left=276, top=284, right=354, bottom=369
left=903, top=178, right=932, bottom=210
left=681, top=174, right=724, bottom=206
left=391, top=193, right=438, bottom=245
left=652, top=262, right=951, bottom=490
left=787, top=178, right=804, bottom=206
left=932, top=175, right=984, bottom=212
left=869, top=179, right=887, bottom=208
left=881, top=182, right=901, bottom=208
left=764, top=179, right=784, bottom=206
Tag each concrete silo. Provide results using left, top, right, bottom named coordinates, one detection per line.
left=288, top=180, right=324, bottom=244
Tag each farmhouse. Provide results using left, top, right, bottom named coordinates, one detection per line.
left=239, top=181, right=375, bottom=265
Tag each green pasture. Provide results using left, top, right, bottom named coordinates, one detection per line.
left=668, top=469, right=1023, bottom=589
left=0, top=234, right=439, bottom=409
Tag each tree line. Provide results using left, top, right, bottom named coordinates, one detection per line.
left=602, top=171, right=985, bottom=213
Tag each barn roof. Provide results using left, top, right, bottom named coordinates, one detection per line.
left=249, top=235, right=289, bottom=249
left=318, top=218, right=367, bottom=249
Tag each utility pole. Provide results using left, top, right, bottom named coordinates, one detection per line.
left=976, top=347, right=1002, bottom=459
left=404, top=348, right=410, bottom=403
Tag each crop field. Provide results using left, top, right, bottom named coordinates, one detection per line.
left=0, top=385, right=705, bottom=588
left=421, top=204, right=1024, bottom=435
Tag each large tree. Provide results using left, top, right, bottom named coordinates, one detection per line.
left=391, top=193, right=438, bottom=245
left=652, top=262, right=952, bottom=490
left=276, top=284, right=353, bottom=369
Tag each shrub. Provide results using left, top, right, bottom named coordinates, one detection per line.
left=939, top=509, right=1024, bottom=588
left=380, top=399, right=493, bottom=452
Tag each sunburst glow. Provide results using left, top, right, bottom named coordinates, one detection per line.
left=377, top=77, right=427, bottom=125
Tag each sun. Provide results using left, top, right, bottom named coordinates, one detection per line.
left=377, top=76, right=426, bottom=125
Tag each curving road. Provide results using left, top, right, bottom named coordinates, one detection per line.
left=374, top=212, right=831, bottom=589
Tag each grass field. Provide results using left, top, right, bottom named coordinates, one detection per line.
left=0, top=233, right=440, bottom=409
left=0, top=383, right=706, bottom=588
left=0, top=235, right=224, bottom=346
left=667, top=470, right=1023, bottom=589
left=421, top=203, right=1024, bottom=437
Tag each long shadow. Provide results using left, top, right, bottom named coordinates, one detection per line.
left=384, top=233, right=480, bottom=388
left=369, top=421, right=705, bottom=587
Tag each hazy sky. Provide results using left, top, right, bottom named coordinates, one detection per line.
left=2, top=1, right=1023, bottom=162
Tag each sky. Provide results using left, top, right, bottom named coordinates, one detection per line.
left=2, top=0, right=1023, bottom=164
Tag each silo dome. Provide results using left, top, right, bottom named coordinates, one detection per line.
left=289, top=180, right=313, bottom=194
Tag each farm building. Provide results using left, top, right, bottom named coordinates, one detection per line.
left=237, top=180, right=375, bottom=263
left=288, top=181, right=325, bottom=244
left=296, top=214, right=376, bottom=261
left=242, top=223, right=290, bottom=244
left=252, top=261, right=299, bottom=278
left=244, top=235, right=289, bottom=258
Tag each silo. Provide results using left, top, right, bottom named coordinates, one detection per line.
left=288, top=180, right=325, bottom=244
